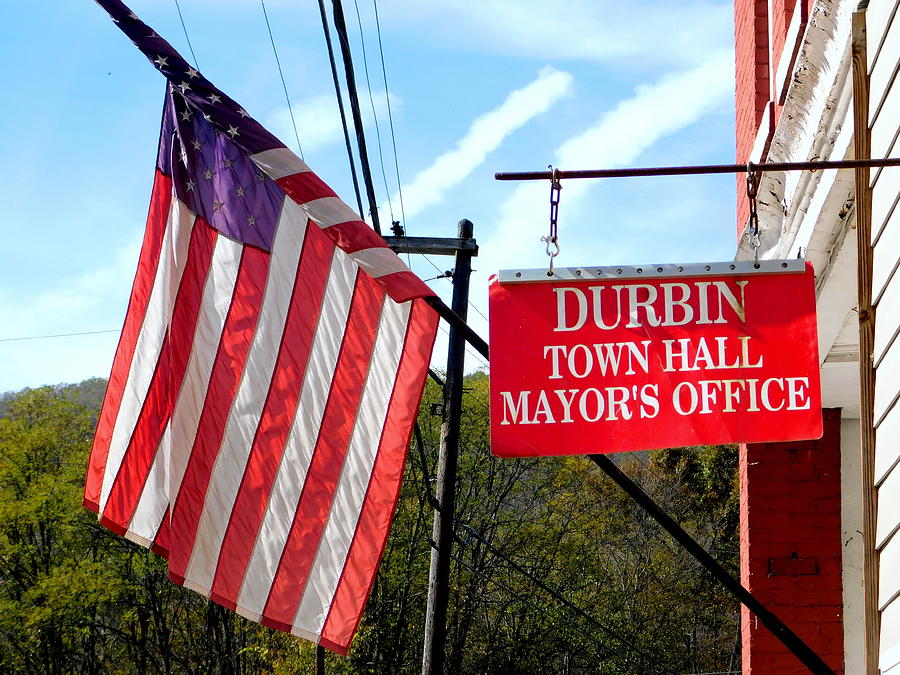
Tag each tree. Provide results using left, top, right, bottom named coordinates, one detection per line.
left=0, top=377, right=740, bottom=673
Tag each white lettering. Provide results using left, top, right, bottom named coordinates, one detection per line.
left=661, top=283, right=694, bottom=326
left=501, top=391, right=531, bottom=424
left=554, top=389, right=579, bottom=422
left=543, top=345, right=567, bottom=379
left=553, top=287, right=587, bottom=332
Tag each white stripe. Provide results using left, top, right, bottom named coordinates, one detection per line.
left=235, top=248, right=357, bottom=620
left=302, top=196, right=360, bottom=228
left=350, top=247, right=411, bottom=278
left=292, top=298, right=409, bottom=636
left=125, top=232, right=242, bottom=542
left=98, top=196, right=194, bottom=516
left=251, top=147, right=311, bottom=180
left=168, top=236, right=244, bottom=508
left=183, top=200, right=307, bottom=594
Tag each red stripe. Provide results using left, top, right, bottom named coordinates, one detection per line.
left=261, top=273, right=385, bottom=629
left=167, top=244, right=271, bottom=582
left=208, top=224, right=334, bottom=609
left=151, top=507, right=171, bottom=557
left=100, top=220, right=217, bottom=530
left=278, top=171, right=338, bottom=203
left=379, top=270, right=438, bottom=304
left=320, top=220, right=388, bottom=254
left=85, top=171, right=172, bottom=511
left=320, top=298, right=438, bottom=652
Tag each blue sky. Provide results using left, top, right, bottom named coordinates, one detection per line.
left=0, top=0, right=737, bottom=392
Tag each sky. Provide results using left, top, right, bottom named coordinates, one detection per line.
left=0, top=0, right=738, bottom=393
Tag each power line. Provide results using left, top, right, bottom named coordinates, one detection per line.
left=330, top=0, right=382, bottom=234
left=0, top=329, right=120, bottom=343
left=371, top=0, right=409, bottom=236
left=409, top=427, right=665, bottom=672
left=436, top=322, right=489, bottom=371
left=172, top=0, right=200, bottom=68
left=259, top=0, right=304, bottom=159
left=350, top=0, right=395, bottom=223
left=316, top=0, right=365, bottom=219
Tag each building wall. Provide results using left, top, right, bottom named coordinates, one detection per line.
left=733, top=0, right=873, bottom=671
left=866, top=1, right=900, bottom=670
left=739, top=410, right=845, bottom=674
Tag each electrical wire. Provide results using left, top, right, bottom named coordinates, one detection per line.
left=410, top=429, right=665, bottom=672
left=371, top=0, right=408, bottom=236
left=172, top=0, right=200, bottom=68
left=436, top=322, right=489, bottom=371
left=316, top=0, right=365, bottom=219
left=0, top=329, right=120, bottom=343
left=330, top=0, right=382, bottom=234
left=259, top=0, right=304, bottom=159
left=350, top=0, right=394, bottom=224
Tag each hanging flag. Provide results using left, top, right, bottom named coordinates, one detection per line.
left=84, top=0, right=438, bottom=653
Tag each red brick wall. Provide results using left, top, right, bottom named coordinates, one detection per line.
left=735, top=0, right=771, bottom=235
left=739, top=408, right=845, bottom=673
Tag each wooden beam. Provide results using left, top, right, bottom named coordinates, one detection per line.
left=383, top=236, right=478, bottom=256
left=852, top=9, right=880, bottom=674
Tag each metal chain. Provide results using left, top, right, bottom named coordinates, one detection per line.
left=746, top=162, right=761, bottom=265
left=542, top=165, right=562, bottom=271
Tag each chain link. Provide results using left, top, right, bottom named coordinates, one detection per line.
left=746, top=162, right=761, bottom=264
left=542, top=165, right=562, bottom=271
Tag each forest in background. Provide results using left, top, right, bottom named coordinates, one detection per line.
left=0, top=375, right=740, bottom=674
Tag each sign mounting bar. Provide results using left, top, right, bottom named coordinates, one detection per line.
left=495, top=157, right=900, bottom=182
left=499, top=259, right=806, bottom=284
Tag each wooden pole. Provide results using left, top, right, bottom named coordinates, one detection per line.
left=315, top=644, right=326, bottom=674
left=422, top=220, right=475, bottom=675
left=851, top=9, right=880, bottom=673
left=330, top=0, right=382, bottom=234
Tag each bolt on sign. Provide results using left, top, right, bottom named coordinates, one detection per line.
left=488, top=260, right=823, bottom=457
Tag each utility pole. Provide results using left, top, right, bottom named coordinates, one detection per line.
left=384, top=220, right=476, bottom=674
left=421, top=218, right=474, bottom=675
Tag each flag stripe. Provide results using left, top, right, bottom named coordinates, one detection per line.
left=350, top=247, right=412, bottom=278
left=182, top=201, right=307, bottom=594
left=86, top=170, right=172, bottom=510
left=125, top=426, right=169, bottom=547
left=209, top=219, right=335, bottom=608
left=168, top=244, right=271, bottom=582
left=101, top=216, right=217, bottom=531
left=134, top=233, right=244, bottom=546
left=261, top=272, right=385, bottom=630
left=291, top=297, right=411, bottom=636
left=97, top=197, right=195, bottom=516
left=320, top=298, right=438, bottom=651
left=323, top=221, right=392, bottom=254
left=235, top=249, right=357, bottom=621
left=152, top=506, right=171, bottom=556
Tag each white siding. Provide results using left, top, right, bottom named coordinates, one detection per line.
left=876, top=403, right=900, bottom=487
left=870, top=4, right=900, bottom=669
left=877, top=463, right=900, bottom=550
left=883, top=597, right=900, bottom=672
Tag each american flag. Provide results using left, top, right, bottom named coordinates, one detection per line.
left=84, top=0, right=438, bottom=652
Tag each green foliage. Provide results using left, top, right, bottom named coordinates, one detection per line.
left=0, top=377, right=740, bottom=673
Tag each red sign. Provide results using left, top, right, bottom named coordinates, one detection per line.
left=489, top=261, right=822, bottom=457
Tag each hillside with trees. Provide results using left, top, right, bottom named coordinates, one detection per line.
left=0, top=376, right=739, bottom=673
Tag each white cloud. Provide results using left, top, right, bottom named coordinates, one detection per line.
left=388, top=66, right=573, bottom=221
left=266, top=90, right=400, bottom=154
left=468, top=50, right=735, bottom=335
left=375, top=0, right=732, bottom=69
